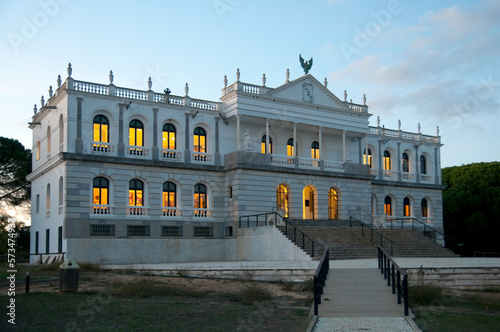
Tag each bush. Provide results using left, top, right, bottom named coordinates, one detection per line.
left=237, top=284, right=273, bottom=305
left=409, top=284, right=443, bottom=305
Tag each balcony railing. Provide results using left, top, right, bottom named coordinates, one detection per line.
left=128, top=206, right=149, bottom=216
left=298, top=157, right=320, bottom=169
left=91, top=142, right=114, bottom=154
left=162, top=207, right=181, bottom=217
left=192, top=152, right=212, bottom=163
left=194, top=208, right=211, bottom=218
left=91, top=205, right=113, bottom=215
left=420, top=174, right=432, bottom=182
left=402, top=172, right=415, bottom=180
left=161, top=149, right=182, bottom=161
left=370, top=126, right=440, bottom=144
left=383, top=170, right=397, bottom=179
left=128, top=145, right=150, bottom=157
left=271, top=155, right=295, bottom=167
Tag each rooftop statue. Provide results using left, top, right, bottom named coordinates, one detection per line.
left=299, top=54, right=313, bottom=74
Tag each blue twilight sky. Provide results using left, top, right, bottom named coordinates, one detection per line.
left=1, top=0, right=499, bottom=168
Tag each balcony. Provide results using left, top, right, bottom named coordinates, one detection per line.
left=162, top=207, right=182, bottom=217
left=128, top=206, right=149, bottom=216
left=192, top=152, right=213, bottom=164
left=91, top=205, right=114, bottom=215
left=128, top=145, right=150, bottom=158
left=161, top=149, right=182, bottom=161
left=91, top=142, right=114, bottom=155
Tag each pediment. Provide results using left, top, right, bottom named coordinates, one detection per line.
left=266, top=74, right=349, bottom=111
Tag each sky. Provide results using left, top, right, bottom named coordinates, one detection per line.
left=0, top=0, right=499, bottom=168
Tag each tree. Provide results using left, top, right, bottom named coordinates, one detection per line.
left=442, top=162, right=500, bottom=256
left=0, top=137, right=31, bottom=206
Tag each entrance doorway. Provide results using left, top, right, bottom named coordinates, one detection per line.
left=303, top=186, right=315, bottom=220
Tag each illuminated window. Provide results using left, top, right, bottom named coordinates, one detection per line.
left=402, top=152, right=410, bottom=172
left=93, top=177, right=109, bottom=214
left=194, top=183, right=208, bottom=217
left=261, top=135, right=272, bottom=154
left=364, top=148, right=373, bottom=168
left=276, top=184, right=289, bottom=217
left=328, top=188, right=338, bottom=220
left=129, top=180, right=144, bottom=215
left=46, top=183, right=51, bottom=211
left=311, top=141, right=319, bottom=159
left=93, top=115, right=109, bottom=152
left=47, top=126, right=51, bottom=155
left=403, top=197, right=411, bottom=217
left=420, top=155, right=427, bottom=174
left=193, top=127, right=207, bottom=162
left=384, top=196, right=392, bottom=216
left=37, top=141, right=40, bottom=160
left=421, top=198, right=429, bottom=218
left=287, top=138, right=295, bottom=157
left=162, top=181, right=177, bottom=216
left=383, top=150, right=391, bottom=171
left=129, top=120, right=144, bottom=155
left=162, top=123, right=176, bottom=150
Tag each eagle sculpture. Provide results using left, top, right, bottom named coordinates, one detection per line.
left=299, top=54, right=313, bottom=74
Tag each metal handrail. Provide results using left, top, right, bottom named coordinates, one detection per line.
left=377, top=246, right=409, bottom=316
left=238, top=212, right=320, bottom=257
left=314, top=247, right=330, bottom=316
left=349, top=216, right=394, bottom=255
left=387, top=217, right=464, bottom=254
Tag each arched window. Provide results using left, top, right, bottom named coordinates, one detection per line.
left=59, top=115, right=64, bottom=147
left=364, top=148, right=373, bottom=168
left=420, top=155, right=427, bottom=175
left=47, top=126, right=51, bottom=155
left=129, top=179, right=144, bottom=215
left=261, top=135, right=272, bottom=154
left=276, top=184, right=289, bottom=218
left=93, top=177, right=109, bottom=214
left=46, top=183, right=51, bottom=214
left=328, top=188, right=338, bottom=220
left=384, top=196, right=392, bottom=216
left=193, top=127, right=207, bottom=161
left=58, top=176, right=63, bottom=212
left=421, top=198, right=429, bottom=218
left=383, top=150, right=391, bottom=171
left=402, top=152, right=410, bottom=172
left=311, top=141, right=319, bottom=159
left=287, top=138, right=295, bottom=157
left=93, top=115, right=109, bottom=152
left=129, top=120, right=144, bottom=155
left=162, top=181, right=177, bottom=216
left=194, top=183, right=208, bottom=217
left=403, top=197, right=411, bottom=217
left=162, top=123, right=176, bottom=150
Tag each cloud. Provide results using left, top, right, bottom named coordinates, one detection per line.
left=329, top=0, right=500, bottom=123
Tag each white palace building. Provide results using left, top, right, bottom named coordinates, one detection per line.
left=28, top=63, right=444, bottom=264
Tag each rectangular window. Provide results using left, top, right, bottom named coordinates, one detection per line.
left=127, top=225, right=150, bottom=236
left=58, top=226, right=63, bottom=253
left=35, top=231, right=39, bottom=255
left=45, top=229, right=50, bottom=254
left=193, top=226, right=213, bottom=238
left=90, top=224, right=115, bottom=236
left=161, top=226, right=183, bottom=237
left=162, top=132, right=176, bottom=150
left=37, top=141, right=40, bottom=160
left=36, top=194, right=40, bottom=214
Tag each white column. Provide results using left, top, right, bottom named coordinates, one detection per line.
left=365, top=134, right=369, bottom=165
left=236, top=115, right=240, bottom=150
left=293, top=123, right=297, bottom=157
left=265, top=118, right=270, bottom=153
left=342, top=130, right=346, bottom=162
left=318, top=126, right=322, bottom=159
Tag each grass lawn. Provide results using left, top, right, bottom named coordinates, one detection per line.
left=0, top=264, right=312, bottom=331
left=410, top=285, right=500, bottom=332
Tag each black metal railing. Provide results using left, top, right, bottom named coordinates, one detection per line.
left=378, top=246, right=409, bottom=316
left=386, top=217, right=464, bottom=255
left=349, top=216, right=394, bottom=255
left=29, top=252, right=66, bottom=264
left=238, top=212, right=321, bottom=257
left=314, top=247, right=330, bottom=316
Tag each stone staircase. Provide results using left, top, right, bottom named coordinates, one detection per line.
left=277, top=219, right=458, bottom=260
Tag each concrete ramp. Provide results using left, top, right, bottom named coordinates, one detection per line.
left=318, top=268, right=404, bottom=317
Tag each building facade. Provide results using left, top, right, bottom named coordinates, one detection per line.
left=28, top=64, right=444, bottom=264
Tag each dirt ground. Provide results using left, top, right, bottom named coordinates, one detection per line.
left=9, top=270, right=314, bottom=308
